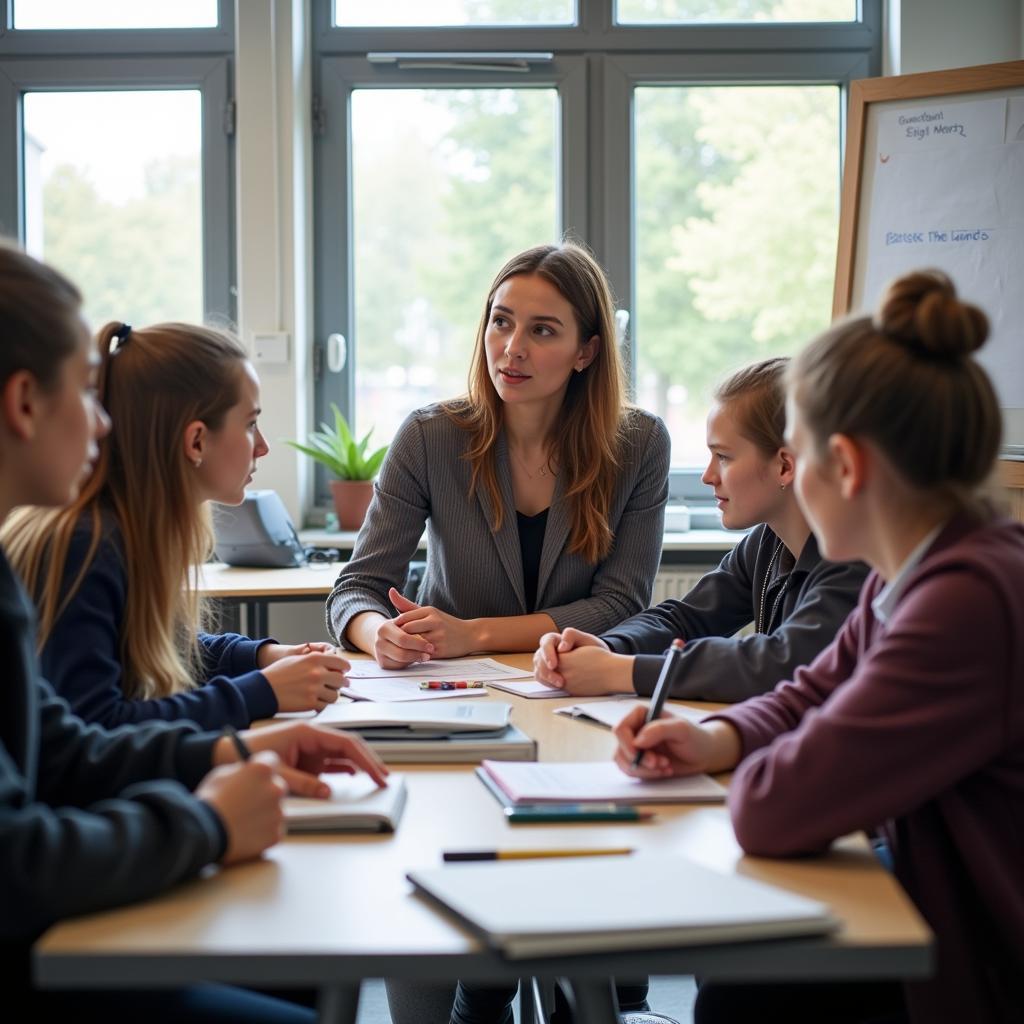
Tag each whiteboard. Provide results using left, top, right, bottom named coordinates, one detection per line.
left=834, top=61, right=1024, bottom=451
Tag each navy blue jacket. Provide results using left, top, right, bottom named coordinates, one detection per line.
left=39, top=518, right=278, bottom=729
left=0, top=547, right=225, bottom=989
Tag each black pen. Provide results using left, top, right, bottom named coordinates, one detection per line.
left=632, top=638, right=686, bottom=768
left=223, top=724, right=252, bottom=762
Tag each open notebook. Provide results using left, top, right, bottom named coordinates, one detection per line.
left=284, top=773, right=407, bottom=832
left=408, top=853, right=838, bottom=958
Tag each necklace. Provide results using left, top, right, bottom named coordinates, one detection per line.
left=509, top=445, right=554, bottom=480
left=756, top=540, right=792, bottom=634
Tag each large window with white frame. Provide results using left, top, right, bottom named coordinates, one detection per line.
left=0, top=0, right=235, bottom=326
left=311, top=0, right=880, bottom=519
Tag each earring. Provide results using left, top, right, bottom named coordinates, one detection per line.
left=780, top=484, right=786, bottom=491
left=193, top=458, right=203, bottom=469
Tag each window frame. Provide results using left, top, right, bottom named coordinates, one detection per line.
left=0, top=0, right=235, bottom=322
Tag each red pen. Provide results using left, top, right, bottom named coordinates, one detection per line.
left=417, top=680, right=485, bottom=690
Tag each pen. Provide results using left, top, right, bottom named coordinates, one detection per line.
left=442, top=847, right=634, bottom=862
left=418, top=680, right=485, bottom=690
left=223, top=724, right=252, bottom=762
left=632, top=637, right=686, bottom=768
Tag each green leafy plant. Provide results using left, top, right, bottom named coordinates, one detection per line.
left=285, top=404, right=389, bottom=481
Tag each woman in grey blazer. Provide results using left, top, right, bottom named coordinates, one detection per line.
left=327, top=242, right=670, bottom=666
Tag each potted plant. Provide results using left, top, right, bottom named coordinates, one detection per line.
left=286, top=404, right=389, bottom=530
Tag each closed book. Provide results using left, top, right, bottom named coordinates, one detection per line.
left=408, top=854, right=837, bottom=958
left=317, top=700, right=512, bottom=735
left=284, top=773, right=407, bottom=833
left=364, top=725, right=537, bottom=765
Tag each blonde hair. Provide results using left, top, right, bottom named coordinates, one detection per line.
left=790, top=269, right=1001, bottom=503
left=714, top=357, right=789, bottom=458
left=444, top=242, right=628, bottom=564
left=2, top=321, right=249, bottom=698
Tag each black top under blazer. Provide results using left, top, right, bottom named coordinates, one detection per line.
left=327, top=404, right=671, bottom=648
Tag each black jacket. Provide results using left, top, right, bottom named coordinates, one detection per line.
left=601, top=525, right=869, bottom=701
left=0, top=549, right=225, bottom=991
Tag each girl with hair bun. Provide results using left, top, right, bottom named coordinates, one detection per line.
left=612, top=269, right=1024, bottom=1024
left=2, top=320, right=350, bottom=728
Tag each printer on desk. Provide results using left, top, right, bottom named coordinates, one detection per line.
left=212, top=490, right=306, bottom=567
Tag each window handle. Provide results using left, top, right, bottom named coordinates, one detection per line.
left=326, top=333, right=347, bottom=373
left=367, top=52, right=553, bottom=72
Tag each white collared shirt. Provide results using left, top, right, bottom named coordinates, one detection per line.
left=871, top=523, right=946, bottom=625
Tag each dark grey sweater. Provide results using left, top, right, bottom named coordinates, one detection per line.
left=601, top=525, right=868, bottom=701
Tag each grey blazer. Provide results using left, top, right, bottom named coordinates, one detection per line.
left=326, top=404, right=670, bottom=649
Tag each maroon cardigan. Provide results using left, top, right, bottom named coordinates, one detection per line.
left=712, top=513, right=1024, bottom=1024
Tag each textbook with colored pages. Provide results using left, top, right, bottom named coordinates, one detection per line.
left=407, top=853, right=838, bottom=958
left=480, top=759, right=726, bottom=804
left=284, top=772, right=408, bottom=833
left=314, top=701, right=538, bottom=764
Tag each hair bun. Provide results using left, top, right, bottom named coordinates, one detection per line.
left=875, top=269, right=988, bottom=359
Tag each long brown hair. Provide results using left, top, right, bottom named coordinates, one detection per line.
left=0, top=240, right=84, bottom=390
left=445, top=243, right=628, bottom=563
left=2, top=321, right=249, bottom=698
left=790, top=269, right=1001, bottom=504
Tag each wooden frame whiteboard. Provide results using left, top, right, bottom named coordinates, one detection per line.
left=833, top=59, right=1024, bottom=452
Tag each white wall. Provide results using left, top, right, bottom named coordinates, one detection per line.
left=234, top=0, right=313, bottom=526
left=889, top=0, right=1023, bottom=75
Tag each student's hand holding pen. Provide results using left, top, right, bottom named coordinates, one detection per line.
left=212, top=721, right=389, bottom=796
left=197, top=750, right=289, bottom=865
left=612, top=705, right=742, bottom=780
left=533, top=628, right=634, bottom=695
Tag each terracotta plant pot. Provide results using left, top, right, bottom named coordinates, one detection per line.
left=329, top=479, right=375, bottom=531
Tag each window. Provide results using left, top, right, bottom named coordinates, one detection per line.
left=634, top=84, right=841, bottom=465
left=312, top=1, right=879, bottom=515
left=23, top=90, right=205, bottom=327
left=12, top=0, right=219, bottom=31
left=0, top=0, right=235, bottom=323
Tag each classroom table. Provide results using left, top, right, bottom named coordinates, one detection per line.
left=198, top=562, right=342, bottom=636
left=33, top=654, right=932, bottom=1024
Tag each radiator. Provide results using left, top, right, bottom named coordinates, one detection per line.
left=650, top=568, right=709, bottom=604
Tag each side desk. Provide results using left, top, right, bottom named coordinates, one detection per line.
left=199, top=529, right=741, bottom=637
left=34, top=655, right=932, bottom=1024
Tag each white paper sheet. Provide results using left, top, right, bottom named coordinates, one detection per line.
left=485, top=678, right=566, bottom=699
left=345, top=657, right=533, bottom=681
left=858, top=96, right=1024, bottom=407
left=340, top=678, right=491, bottom=702
left=554, top=698, right=711, bottom=729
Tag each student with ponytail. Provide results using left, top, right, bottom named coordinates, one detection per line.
left=1, top=320, right=347, bottom=728
left=614, top=270, right=1024, bottom=1024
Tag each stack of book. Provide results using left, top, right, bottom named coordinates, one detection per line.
left=316, top=701, right=537, bottom=763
